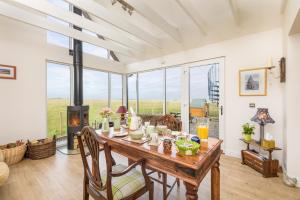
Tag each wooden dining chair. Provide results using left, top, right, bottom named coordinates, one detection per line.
left=77, top=126, right=154, bottom=200
left=140, top=115, right=181, bottom=199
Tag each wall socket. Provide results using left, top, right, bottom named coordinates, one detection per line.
left=249, top=103, right=256, bottom=108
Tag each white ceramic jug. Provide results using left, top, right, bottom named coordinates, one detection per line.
left=129, top=107, right=141, bottom=131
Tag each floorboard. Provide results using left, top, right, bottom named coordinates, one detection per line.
left=0, top=152, right=299, bottom=200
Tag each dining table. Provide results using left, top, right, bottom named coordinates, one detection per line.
left=98, top=131, right=222, bottom=200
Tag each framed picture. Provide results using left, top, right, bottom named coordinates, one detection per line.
left=239, top=68, right=267, bottom=96
left=0, top=64, right=16, bottom=80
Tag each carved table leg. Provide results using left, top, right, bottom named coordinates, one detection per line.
left=184, top=182, right=198, bottom=200
left=211, top=161, right=220, bottom=200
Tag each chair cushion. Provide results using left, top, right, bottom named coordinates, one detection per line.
left=100, top=164, right=145, bottom=200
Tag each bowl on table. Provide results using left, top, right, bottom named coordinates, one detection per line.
left=175, top=140, right=200, bottom=156
left=156, top=125, right=168, bottom=135
left=129, top=130, right=144, bottom=140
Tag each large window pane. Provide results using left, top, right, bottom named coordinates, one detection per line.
left=83, top=69, right=108, bottom=124
left=111, top=73, right=123, bottom=112
left=166, top=67, right=181, bottom=115
left=139, top=70, right=164, bottom=115
left=189, top=64, right=219, bottom=138
left=127, top=73, right=137, bottom=113
left=83, top=42, right=108, bottom=58
left=47, top=62, right=70, bottom=137
left=82, top=29, right=108, bottom=58
left=47, top=0, right=70, bottom=48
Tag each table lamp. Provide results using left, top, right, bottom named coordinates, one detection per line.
left=251, top=108, right=275, bottom=144
left=116, top=106, right=127, bottom=125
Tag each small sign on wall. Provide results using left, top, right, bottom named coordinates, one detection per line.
left=0, top=64, right=16, bottom=80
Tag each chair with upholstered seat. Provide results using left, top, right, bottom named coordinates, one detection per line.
left=77, top=126, right=153, bottom=200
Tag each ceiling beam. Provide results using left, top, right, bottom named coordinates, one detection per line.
left=174, top=0, right=207, bottom=36
left=65, top=0, right=161, bottom=48
left=10, top=0, right=143, bottom=51
left=124, top=0, right=182, bottom=43
left=228, top=0, right=240, bottom=25
left=0, top=1, right=134, bottom=57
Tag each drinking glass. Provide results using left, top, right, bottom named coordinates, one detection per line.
left=197, top=118, right=209, bottom=141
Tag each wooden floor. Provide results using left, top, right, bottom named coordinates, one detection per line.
left=0, top=152, right=299, bottom=200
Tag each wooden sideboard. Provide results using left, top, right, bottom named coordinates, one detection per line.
left=240, top=139, right=282, bottom=178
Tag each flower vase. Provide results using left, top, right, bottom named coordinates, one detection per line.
left=102, top=118, right=109, bottom=133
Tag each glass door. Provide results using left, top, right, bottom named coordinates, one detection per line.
left=189, top=63, right=219, bottom=138
left=188, top=60, right=224, bottom=140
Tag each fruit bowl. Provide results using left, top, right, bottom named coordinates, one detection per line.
left=175, top=140, right=200, bottom=156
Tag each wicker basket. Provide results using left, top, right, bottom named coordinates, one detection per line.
left=27, top=136, right=56, bottom=160
left=0, top=143, right=27, bottom=165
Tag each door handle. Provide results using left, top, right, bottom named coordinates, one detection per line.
left=220, top=106, right=223, bottom=116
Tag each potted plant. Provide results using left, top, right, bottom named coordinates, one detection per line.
left=242, top=123, right=255, bottom=141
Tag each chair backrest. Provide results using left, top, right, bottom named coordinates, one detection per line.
left=140, top=114, right=182, bottom=131
left=77, top=126, right=113, bottom=192
left=158, top=115, right=182, bottom=131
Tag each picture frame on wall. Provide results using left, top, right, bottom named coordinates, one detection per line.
left=239, top=68, right=267, bottom=96
left=0, top=64, right=16, bottom=80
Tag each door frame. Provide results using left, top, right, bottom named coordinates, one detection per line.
left=180, top=57, right=225, bottom=147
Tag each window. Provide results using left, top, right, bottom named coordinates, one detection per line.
left=83, top=42, right=109, bottom=58
left=47, top=62, right=71, bottom=137
left=110, top=73, right=123, bottom=112
left=47, top=0, right=70, bottom=48
left=127, top=73, right=137, bottom=113
left=138, top=70, right=164, bottom=115
left=83, top=69, right=108, bottom=124
left=82, top=29, right=109, bottom=58
left=166, top=67, right=181, bottom=114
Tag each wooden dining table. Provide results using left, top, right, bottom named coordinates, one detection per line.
left=98, top=131, right=222, bottom=200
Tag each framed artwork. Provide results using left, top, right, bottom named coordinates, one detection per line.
left=0, top=64, right=16, bottom=80
left=239, top=68, right=267, bottom=96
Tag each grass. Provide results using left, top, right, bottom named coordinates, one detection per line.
left=47, top=99, right=217, bottom=137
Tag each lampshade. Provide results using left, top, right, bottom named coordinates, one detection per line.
left=251, top=108, right=275, bottom=125
left=116, top=106, right=127, bottom=114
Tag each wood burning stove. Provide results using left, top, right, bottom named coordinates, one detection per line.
left=67, top=106, right=89, bottom=150
left=66, top=6, right=89, bottom=150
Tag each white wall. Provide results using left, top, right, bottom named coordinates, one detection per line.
left=0, top=16, right=125, bottom=144
left=283, top=0, right=300, bottom=187
left=127, top=29, right=284, bottom=161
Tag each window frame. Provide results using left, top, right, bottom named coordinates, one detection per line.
left=126, top=65, right=182, bottom=116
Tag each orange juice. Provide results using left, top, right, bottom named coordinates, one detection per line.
left=197, top=126, right=208, bottom=140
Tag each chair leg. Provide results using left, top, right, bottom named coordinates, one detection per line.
left=163, top=173, right=167, bottom=200
left=149, top=181, right=154, bottom=200
left=176, top=178, right=180, bottom=187
left=83, top=176, right=89, bottom=200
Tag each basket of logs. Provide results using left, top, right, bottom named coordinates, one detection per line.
left=27, top=136, right=56, bottom=160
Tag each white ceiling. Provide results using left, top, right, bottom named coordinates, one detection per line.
left=1, top=0, right=285, bottom=64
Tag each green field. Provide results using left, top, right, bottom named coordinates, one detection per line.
left=47, top=99, right=181, bottom=137
left=47, top=99, right=218, bottom=137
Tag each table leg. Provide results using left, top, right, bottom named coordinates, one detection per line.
left=211, top=161, right=220, bottom=200
left=184, top=182, right=198, bottom=200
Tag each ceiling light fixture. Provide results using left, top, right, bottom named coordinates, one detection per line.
left=111, top=0, right=134, bottom=16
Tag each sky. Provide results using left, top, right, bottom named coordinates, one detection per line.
left=47, top=63, right=218, bottom=101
